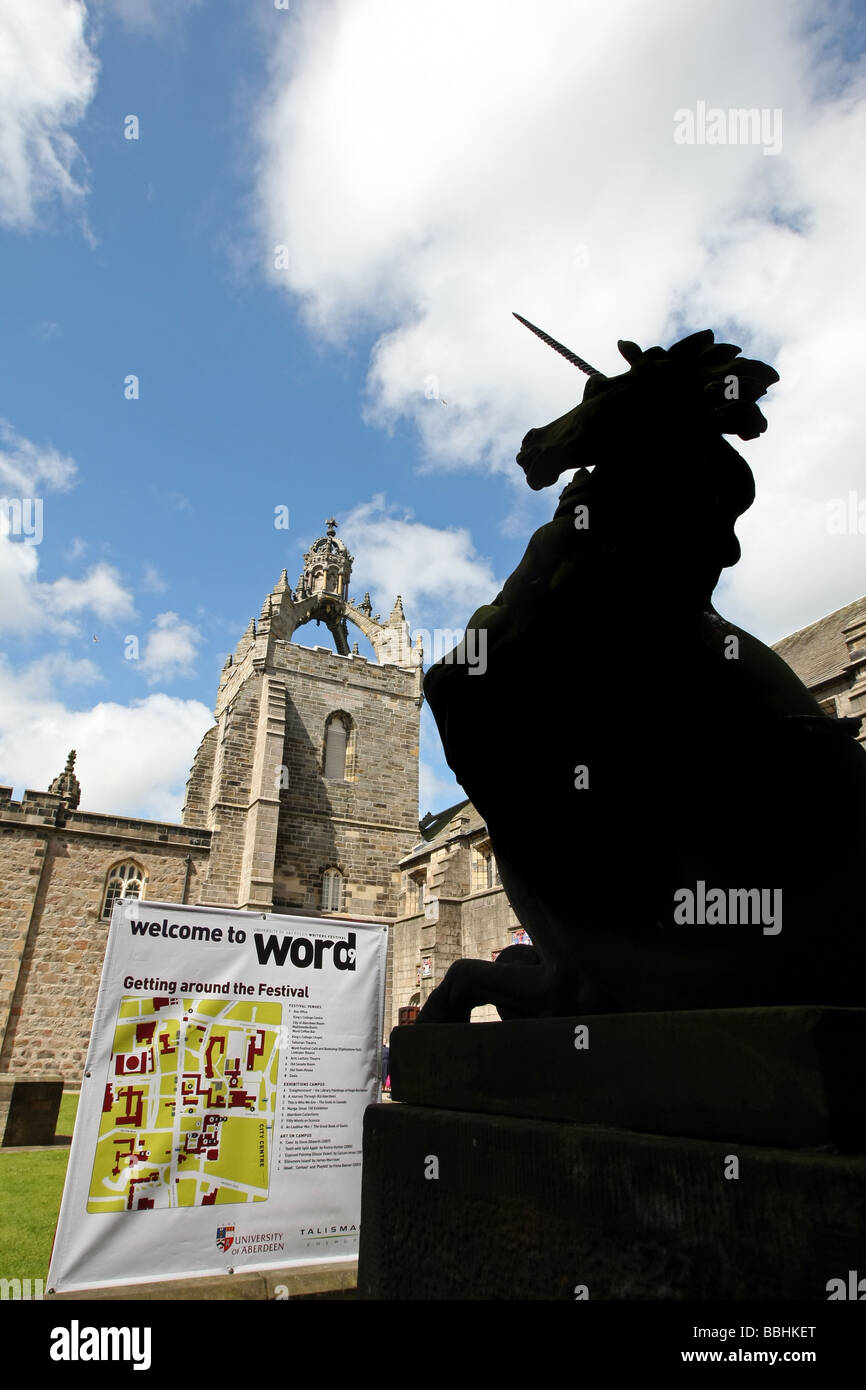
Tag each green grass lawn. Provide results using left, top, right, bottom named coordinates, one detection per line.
left=56, top=1090, right=79, bottom=1138
left=0, top=1091, right=79, bottom=1283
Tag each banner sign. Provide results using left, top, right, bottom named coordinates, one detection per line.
left=48, top=899, right=387, bottom=1293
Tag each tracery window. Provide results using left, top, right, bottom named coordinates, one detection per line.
left=102, top=861, right=145, bottom=919
left=472, top=840, right=501, bottom=892
left=322, top=867, right=343, bottom=912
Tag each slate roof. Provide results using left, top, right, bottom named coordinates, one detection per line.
left=772, top=596, right=866, bottom=689
left=416, top=798, right=471, bottom=844
left=402, top=797, right=485, bottom=866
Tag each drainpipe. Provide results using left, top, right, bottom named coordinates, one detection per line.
left=181, top=854, right=192, bottom=904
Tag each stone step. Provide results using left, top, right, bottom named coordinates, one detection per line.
left=389, top=1007, right=866, bottom=1150
left=358, top=1103, right=866, bottom=1301
left=47, top=1261, right=357, bottom=1301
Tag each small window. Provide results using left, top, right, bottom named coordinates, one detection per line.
left=322, top=867, right=343, bottom=912
left=323, top=711, right=356, bottom=780
left=407, top=872, right=426, bottom=914
left=102, top=861, right=145, bottom=919
left=324, top=717, right=348, bottom=779
left=472, top=842, right=500, bottom=892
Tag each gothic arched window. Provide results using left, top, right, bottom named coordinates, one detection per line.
left=102, top=861, right=145, bottom=919
left=407, top=871, right=426, bottom=915
left=322, top=867, right=343, bottom=912
left=323, top=712, right=356, bottom=781
left=472, top=839, right=501, bottom=892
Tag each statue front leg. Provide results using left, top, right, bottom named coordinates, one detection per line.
left=416, top=946, right=555, bottom=1024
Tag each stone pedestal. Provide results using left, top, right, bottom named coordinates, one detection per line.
left=0, top=1073, right=64, bottom=1146
left=357, top=1009, right=866, bottom=1300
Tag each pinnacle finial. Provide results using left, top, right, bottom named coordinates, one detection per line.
left=325, top=517, right=337, bottom=537
left=49, top=749, right=81, bottom=809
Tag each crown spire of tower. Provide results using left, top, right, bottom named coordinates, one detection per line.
left=298, top=518, right=353, bottom=601
left=48, top=749, right=81, bottom=810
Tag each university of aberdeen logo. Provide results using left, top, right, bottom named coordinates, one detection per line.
left=216, top=1225, right=235, bottom=1252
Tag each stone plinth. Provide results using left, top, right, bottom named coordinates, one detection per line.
left=358, top=1009, right=866, bottom=1300
left=359, top=1103, right=866, bottom=1300
left=0, top=1074, right=64, bottom=1146
left=389, top=1007, right=866, bottom=1150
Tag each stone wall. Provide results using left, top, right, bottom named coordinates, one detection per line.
left=272, top=643, right=420, bottom=919
left=0, top=796, right=210, bottom=1079
left=389, top=821, right=523, bottom=1031
left=182, top=726, right=217, bottom=825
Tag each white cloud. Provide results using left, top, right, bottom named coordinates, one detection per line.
left=142, top=564, right=168, bottom=593
left=0, top=418, right=77, bottom=493
left=0, top=0, right=98, bottom=229
left=47, top=562, right=136, bottom=621
left=254, top=0, right=866, bottom=636
left=151, top=488, right=192, bottom=513
left=0, top=653, right=212, bottom=821
left=137, top=611, right=202, bottom=684
left=0, top=420, right=134, bottom=633
left=100, top=0, right=203, bottom=33
left=26, top=652, right=104, bottom=685
left=339, top=494, right=500, bottom=631
left=0, top=525, right=135, bottom=635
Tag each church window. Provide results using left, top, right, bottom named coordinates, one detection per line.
left=408, top=871, right=426, bottom=914
left=102, top=861, right=145, bottom=919
left=323, top=712, right=356, bottom=780
left=472, top=840, right=501, bottom=892
left=322, top=867, right=343, bottom=912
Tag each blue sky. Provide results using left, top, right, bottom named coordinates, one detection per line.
left=1, top=0, right=865, bottom=821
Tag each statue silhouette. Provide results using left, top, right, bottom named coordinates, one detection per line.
left=419, top=330, right=866, bottom=1022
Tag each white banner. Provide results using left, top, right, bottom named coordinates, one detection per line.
left=48, top=899, right=387, bottom=1293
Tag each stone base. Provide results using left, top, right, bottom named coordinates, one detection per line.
left=48, top=1261, right=357, bottom=1300
left=0, top=1074, right=63, bottom=1147
left=358, top=1103, right=866, bottom=1300
left=389, top=1008, right=866, bottom=1150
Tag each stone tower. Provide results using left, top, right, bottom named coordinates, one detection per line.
left=182, top=520, right=423, bottom=920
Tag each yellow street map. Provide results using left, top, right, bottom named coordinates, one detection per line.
left=88, top=995, right=281, bottom=1212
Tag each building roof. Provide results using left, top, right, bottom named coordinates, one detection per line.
left=402, top=797, right=487, bottom=866
left=772, top=595, right=866, bottom=689
left=417, top=798, right=472, bottom=844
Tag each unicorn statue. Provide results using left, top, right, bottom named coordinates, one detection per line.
left=419, top=321, right=866, bottom=1022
